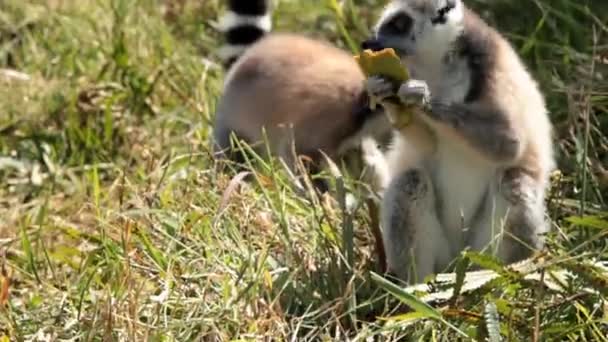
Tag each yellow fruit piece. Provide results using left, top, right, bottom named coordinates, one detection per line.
left=355, top=48, right=413, bottom=127
left=354, top=48, right=409, bottom=82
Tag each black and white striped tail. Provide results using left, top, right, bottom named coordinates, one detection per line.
left=218, top=0, right=272, bottom=69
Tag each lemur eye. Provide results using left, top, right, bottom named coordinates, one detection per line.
left=382, top=12, right=413, bottom=35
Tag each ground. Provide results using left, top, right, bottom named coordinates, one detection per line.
left=0, top=0, right=607, bottom=340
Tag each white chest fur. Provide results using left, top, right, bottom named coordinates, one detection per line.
left=432, top=138, right=494, bottom=243
left=410, top=57, right=472, bottom=105
left=406, top=52, right=491, bottom=243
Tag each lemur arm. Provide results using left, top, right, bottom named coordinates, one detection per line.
left=423, top=100, right=523, bottom=163
left=368, top=76, right=522, bottom=163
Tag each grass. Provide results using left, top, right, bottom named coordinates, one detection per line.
left=0, top=0, right=607, bottom=340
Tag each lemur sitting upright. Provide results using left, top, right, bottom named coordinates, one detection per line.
left=362, top=0, right=555, bottom=282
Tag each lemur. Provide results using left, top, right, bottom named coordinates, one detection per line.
left=361, top=0, right=555, bottom=282
left=212, top=0, right=393, bottom=193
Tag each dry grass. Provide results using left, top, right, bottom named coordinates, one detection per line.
left=0, top=0, right=606, bottom=340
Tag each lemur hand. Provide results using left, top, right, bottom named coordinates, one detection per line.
left=397, top=79, right=431, bottom=109
left=366, top=75, right=399, bottom=108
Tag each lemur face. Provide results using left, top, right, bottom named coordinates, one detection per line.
left=362, top=0, right=464, bottom=62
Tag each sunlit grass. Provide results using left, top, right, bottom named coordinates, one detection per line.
left=0, top=0, right=606, bottom=339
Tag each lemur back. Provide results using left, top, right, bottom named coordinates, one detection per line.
left=213, top=0, right=392, bottom=192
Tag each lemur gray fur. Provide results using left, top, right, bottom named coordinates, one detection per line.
left=361, top=0, right=555, bottom=283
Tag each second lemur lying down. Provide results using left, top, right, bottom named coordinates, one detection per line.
left=212, top=0, right=393, bottom=193
left=362, top=0, right=555, bottom=283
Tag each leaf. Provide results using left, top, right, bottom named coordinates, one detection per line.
left=136, top=227, right=167, bottom=271
left=20, top=224, right=40, bottom=283
left=493, top=298, right=513, bottom=316
left=372, top=272, right=474, bottom=339
left=565, top=215, right=608, bottom=230
left=29, top=294, right=43, bottom=308
left=90, top=164, right=101, bottom=215
left=377, top=311, right=429, bottom=323
left=263, top=270, right=273, bottom=291
left=451, top=255, right=470, bottom=303
left=464, top=251, right=519, bottom=279
left=464, top=252, right=504, bottom=272
left=49, top=246, right=82, bottom=268
left=561, top=259, right=608, bottom=294
left=371, top=272, right=441, bottom=320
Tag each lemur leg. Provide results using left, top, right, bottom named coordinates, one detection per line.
left=468, top=168, right=548, bottom=263
left=381, top=168, right=451, bottom=283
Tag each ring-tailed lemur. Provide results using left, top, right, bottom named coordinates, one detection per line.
left=213, top=0, right=393, bottom=193
left=362, top=0, right=555, bottom=283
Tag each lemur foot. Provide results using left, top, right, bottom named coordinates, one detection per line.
left=397, top=79, right=431, bottom=108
